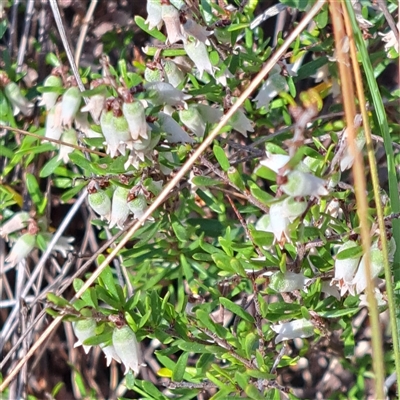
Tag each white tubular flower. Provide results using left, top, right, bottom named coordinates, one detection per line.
left=350, top=241, right=389, bottom=294
left=339, top=115, right=365, bottom=171
left=268, top=202, right=290, bottom=244
left=4, top=81, right=34, bottom=116
left=58, top=128, right=78, bottom=163
left=128, top=194, right=148, bottom=220
left=350, top=0, right=373, bottom=29
left=80, top=84, right=106, bottom=123
left=122, top=100, right=148, bottom=140
left=359, top=289, right=386, bottom=309
left=282, top=170, right=328, bottom=198
left=100, top=110, right=131, bottom=158
left=259, top=152, right=290, bottom=174
left=101, top=343, right=122, bottom=366
left=181, top=17, right=212, bottom=44
left=72, top=319, right=96, bottom=354
left=281, top=197, right=308, bottom=220
left=0, top=211, right=30, bottom=240
left=254, top=66, right=288, bottom=110
left=4, top=233, right=36, bottom=269
left=109, top=187, right=131, bottom=229
left=112, top=325, right=142, bottom=375
left=179, top=105, right=206, bottom=137
left=321, top=281, right=340, bottom=300
left=331, top=240, right=361, bottom=296
left=158, top=112, right=194, bottom=143
left=45, top=103, right=63, bottom=141
left=161, top=3, right=184, bottom=44
left=74, top=112, right=102, bottom=138
left=61, top=86, right=82, bottom=128
left=146, top=81, right=191, bottom=108
left=146, top=0, right=162, bottom=30
left=147, top=179, right=163, bottom=196
left=183, top=37, right=214, bottom=79
left=197, top=104, right=223, bottom=124
left=228, top=109, right=254, bottom=137
left=269, top=271, right=310, bottom=292
left=88, top=190, right=112, bottom=222
left=38, top=74, right=62, bottom=111
left=379, top=22, right=400, bottom=57
left=40, top=232, right=75, bottom=258
left=271, top=318, right=314, bottom=344
left=162, top=59, right=185, bottom=87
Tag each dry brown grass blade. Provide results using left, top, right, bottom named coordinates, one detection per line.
left=0, top=0, right=326, bottom=391
left=329, top=1, right=385, bottom=398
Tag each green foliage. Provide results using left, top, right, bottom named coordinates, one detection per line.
left=1, top=0, right=399, bottom=398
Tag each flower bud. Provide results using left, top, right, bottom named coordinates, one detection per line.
left=39, top=74, right=62, bottom=110
left=61, top=86, right=81, bottom=127
left=72, top=319, right=96, bottom=354
left=4, top=81, right=34, bottom=116
left=88, top=190, right=111, bottom=221
left=112, top=325, right=142, bottom=375
left=109, top=187, right=131, bottom=229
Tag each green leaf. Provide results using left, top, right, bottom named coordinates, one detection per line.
left=172, top=352, right=189, bottom=382
left=60, top=182, right=86, bottom=203
left=47, top=293, right=70, bottom=307
left=26, top=173, right=46, bottom=211
left=134, top=16, right=167, bottom=42
left=336, top=245, right=363, bottom=260
left=196, top=309, right=217, bottom=333
left=172, top=219, right=189, bottom=242
left=191, top=176, right=222, bottom=187
left=213, top=144, right=230, bottom=171
left=98, top=266, right=119, bottom=300
left=40, top=156, right=63, bottom=178
left=67, top=151, right=95, bottom=173
left=219, top=297, right=254, bottom=323
left=245, top=383, right=267, bottom=400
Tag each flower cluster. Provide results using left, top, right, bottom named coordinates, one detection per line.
left=0, top=212, right=74, bottom=271
left=331, top=238, right=396, bottom=297
left=87, top=178, right=162, bottom=229
left=72, top=320, right=142, bottom=375
left=256, top=151, right=328, bottom=246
